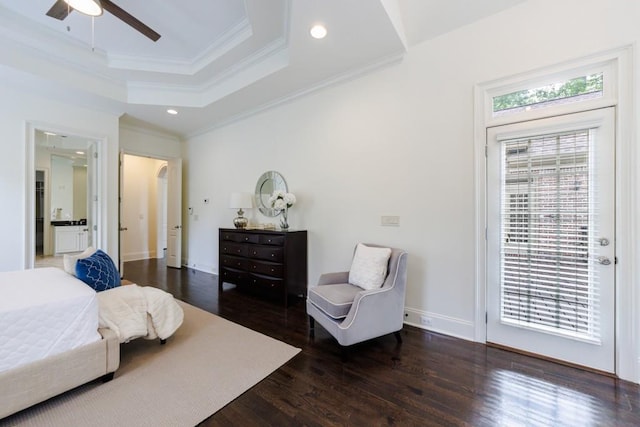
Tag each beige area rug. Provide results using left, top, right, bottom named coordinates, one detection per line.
left=2, top=301, right=300, bottom=427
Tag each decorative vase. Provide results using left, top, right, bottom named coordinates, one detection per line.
left=280, top=207, right=289, bottom=230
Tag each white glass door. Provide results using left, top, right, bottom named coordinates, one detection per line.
left=486, top=108, right=615, bottom=372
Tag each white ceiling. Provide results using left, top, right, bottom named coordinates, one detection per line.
left=0, top=0, right=524, bottom=138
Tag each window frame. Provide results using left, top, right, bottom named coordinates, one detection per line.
left=484, top=61, right=617, bottom=128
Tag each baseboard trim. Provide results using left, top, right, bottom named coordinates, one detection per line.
left=184, top=261, right=216, bottom=275
left=403, top=307, right=475, bottom=341
left=123, top=251, right=156, bottom=262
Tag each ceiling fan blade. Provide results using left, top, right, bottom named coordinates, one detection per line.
left=46, top=0, right=72, bottom=20
left=101, top=0, right=161, bottom=42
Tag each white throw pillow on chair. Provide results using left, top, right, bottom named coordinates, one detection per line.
left=348, top=243, right=392, bottom=290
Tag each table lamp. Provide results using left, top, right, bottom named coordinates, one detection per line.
left=229, top=192, right=253, bottom=229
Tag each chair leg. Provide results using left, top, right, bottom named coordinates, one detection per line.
left=309, top=315, right=315, bottom=338
left=341, top=345, right=349, bottom=362
left=394, top=331, right=402, bottom=344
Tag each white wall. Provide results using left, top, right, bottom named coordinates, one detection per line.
left=0, top=85, right=120, bottom=271
left=120, top=122, right=182, bottom=159
left=184, top=0, right=640, bottom=345
left=121, top=154, right=167, bottom=261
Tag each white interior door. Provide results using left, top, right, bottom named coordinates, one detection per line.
left=486, top=108, right=615, bottom=372
left=166, top=158, right=182, bottom=269
left=118, top=150, right=126, bottom=275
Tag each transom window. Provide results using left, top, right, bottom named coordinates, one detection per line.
left=493, top=73, right=603, bottom=117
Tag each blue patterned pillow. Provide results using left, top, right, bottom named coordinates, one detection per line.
left=75, top=249, right=121, bottom=292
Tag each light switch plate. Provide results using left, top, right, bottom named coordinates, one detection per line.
left=381, top=215, right=400, bottom=226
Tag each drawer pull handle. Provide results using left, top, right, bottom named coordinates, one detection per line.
left=268, top=239, right=271, bottom=243
left=271, top=269, right=275, bottom=272
left=271, top=254, right=274, bottom=257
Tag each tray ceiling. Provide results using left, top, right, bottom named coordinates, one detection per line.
left=0, top=0, right=524, bottom=137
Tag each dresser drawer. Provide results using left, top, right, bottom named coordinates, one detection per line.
left=249, top=260, right=284, bottom=277
left=221, top=268, right=247, bottom=284
left=248, top=245, right=284, bottom=262
left=259, top=234, right=285, bottom=246
left=221, top=255, right=248, bottom=270
left=249, top=274, right=284, bottom=291
left=220, top=242, right=248, bottom=257
left=221, top=232, right=259, bottom=244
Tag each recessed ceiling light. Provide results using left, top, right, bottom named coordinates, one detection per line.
left=310, top=24, right=327, bottom=39
left=167, top=109, right=178, bottom=115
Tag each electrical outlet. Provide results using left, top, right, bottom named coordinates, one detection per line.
left=420, top=315, right=432, bottom=326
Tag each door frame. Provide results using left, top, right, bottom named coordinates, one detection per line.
left=35, top=167, right=51, bottom=256
left=118, top=149, right=181, bottom=270
left=25, top=122, right=105, bottom=268
left=473, top=46, right=638, bottom=381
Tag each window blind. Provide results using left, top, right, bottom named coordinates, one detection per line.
left=499, top=129, right=599, bottom=341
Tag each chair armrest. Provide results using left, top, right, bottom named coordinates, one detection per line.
left=338, top=286, right=404, bottom=339
left=317, top=271, right=349, bottom=286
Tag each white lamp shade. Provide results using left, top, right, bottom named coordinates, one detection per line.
left=229, top=192, right=253, bottom=209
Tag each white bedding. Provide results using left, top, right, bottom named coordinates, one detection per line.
left=97, top=284, right=184, bottom=343
left=0, top=267, right=101, bottom=373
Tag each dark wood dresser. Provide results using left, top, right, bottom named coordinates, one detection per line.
left=218, top=228, right=308, bottom=305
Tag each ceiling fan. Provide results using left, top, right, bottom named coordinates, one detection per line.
left=46, top=0, right=161, bottom=42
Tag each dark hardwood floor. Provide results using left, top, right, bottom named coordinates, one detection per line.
left=123, top=259, right=640, bottom=426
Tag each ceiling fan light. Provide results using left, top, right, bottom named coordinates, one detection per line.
left=64, top=0, right=103, bottom=17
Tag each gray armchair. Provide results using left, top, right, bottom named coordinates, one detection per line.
left=306, top=244, right=408, bottom=347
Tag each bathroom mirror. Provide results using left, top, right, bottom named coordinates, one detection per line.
left=255, top=171, right=287, bottom=217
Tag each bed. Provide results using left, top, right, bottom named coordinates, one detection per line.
left=0, top=267, right=120, bottom=419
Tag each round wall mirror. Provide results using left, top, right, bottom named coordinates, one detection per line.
left=255, top=171, right=288, bottom=217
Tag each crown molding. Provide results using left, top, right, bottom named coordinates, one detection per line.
left=107, top=17, right=253, bottom=75
left=186, top=51, right=405, bottom=139
left=126, top=37, right=289, bottom=107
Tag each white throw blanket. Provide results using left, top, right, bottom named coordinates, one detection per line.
left=97, top=284, right=184, bottom=343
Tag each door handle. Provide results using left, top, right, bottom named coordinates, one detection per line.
left=173, top=225, right=182, bottom=229
left=597, top=256, right=611, bottom=265
left=120, top=227, right=128, bottom=231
